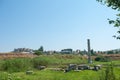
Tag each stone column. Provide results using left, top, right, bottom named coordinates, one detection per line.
left=87, top=39, right=92, bottom=64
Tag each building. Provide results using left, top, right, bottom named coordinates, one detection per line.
left=13, top=48, right=33, bottom=53
left=61, top=48, right=73, bottom=54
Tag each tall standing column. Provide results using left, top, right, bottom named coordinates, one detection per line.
left=87, top=39, right=92, bottom=64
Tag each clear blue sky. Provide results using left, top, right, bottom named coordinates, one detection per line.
left=0, top=0, right=120, bottom=52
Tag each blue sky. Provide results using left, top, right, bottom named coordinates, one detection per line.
left=0, top=0, right=120, bottom=52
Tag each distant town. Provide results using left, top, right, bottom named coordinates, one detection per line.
left=12, top=47, right=120, bottom=55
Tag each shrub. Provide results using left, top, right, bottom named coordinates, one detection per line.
left=1, top=58, right=31, bottom=72
left=0, top=72, right=21, bottom=80
left=34, top=50, right=43, bottom=55
left=95, top=56, right=110, bottom=62
left=105, top=64, right=116, bottom=80
left=32, top=57, right=49, bottom=69
left=99, top=63, right=117, bottom=80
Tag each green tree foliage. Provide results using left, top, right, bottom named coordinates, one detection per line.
left=34, top=50, right=42, bottom=55
left=107, top=50, right=114, bottom=54
left=38, top=46, right=44, bottom=52
left=97, top=0, right=120, bottom=10
left=97, top=0, right=120, bottom=39
left=34, top=46, right=44, bottom=55
left=91, top=49, right=97, bottom=55
left=95, top=56, right=110, bottom=62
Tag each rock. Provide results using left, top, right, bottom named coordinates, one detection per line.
left=78, top=65, right=90, bottom=70
left=26, top=71, right=33, bottom=75
left=37, top=66, right=46, bottom=70
left=64, top=68, right=70, bottom=73
left=93, top=65, right=102, bottom=71
left=68, top=64, right=77, bottom=70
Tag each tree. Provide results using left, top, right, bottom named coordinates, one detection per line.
left=34, top=46, right=44, bottom=55
left=91, top=49, right=96, bottom=55
left=38, top=46, right=44, bottom=52
left=95, top=56, right=110, bottom=62
left=34, top=50, right=42, bottom=55
left=97, top=0, right=120, bottom=39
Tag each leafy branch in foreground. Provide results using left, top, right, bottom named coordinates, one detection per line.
left=97, top=0, right=120, bottom=39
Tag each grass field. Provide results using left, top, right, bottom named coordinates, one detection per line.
left=0, top=67, right=120, bottom=80
left=0, top=69, right=102, bottom=80
left=0, top=54, right=120, bottom=80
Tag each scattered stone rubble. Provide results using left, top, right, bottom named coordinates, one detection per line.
left=64, top=64, right=102, bottom=72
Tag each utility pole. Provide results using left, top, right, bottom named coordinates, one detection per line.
left=87, top=39, right=92, bottom=64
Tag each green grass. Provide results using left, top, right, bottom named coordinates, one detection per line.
left=0, top=54, right=120, bottom=80
left=0, top=69, right=100, bottom=80
left=0, top=67, right=120, bottom=80
left=0, top=54, right=87, bottom=72
left=91, top=60, right=120, bottom=66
